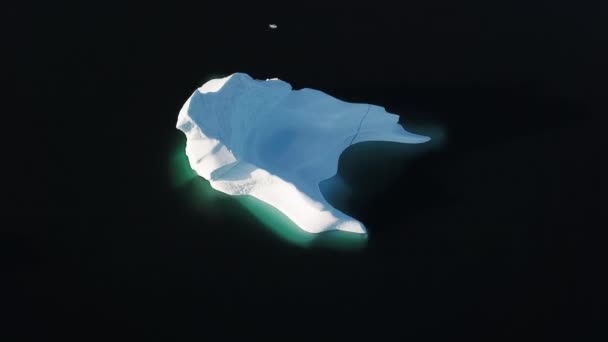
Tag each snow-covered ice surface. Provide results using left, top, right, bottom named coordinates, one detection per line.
left=176, top=73, right=430, bottom=234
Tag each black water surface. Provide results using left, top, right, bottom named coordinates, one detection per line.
left=9, top=2, right=607, bottom=341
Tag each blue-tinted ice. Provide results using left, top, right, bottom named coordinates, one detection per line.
left=176, top=73, right=430, bottom=234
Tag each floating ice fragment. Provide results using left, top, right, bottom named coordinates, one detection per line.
left=176, top=73, right=430, bottom=234
left=269, top=24, right=278, bottom=29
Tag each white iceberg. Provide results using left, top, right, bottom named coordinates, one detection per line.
left=176, top=73, right=430, bottom=234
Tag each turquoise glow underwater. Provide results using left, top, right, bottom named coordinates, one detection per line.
left=169, top=123, right=443, bottom=249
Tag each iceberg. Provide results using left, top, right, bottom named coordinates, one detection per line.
left=176, top=73, right=430, bottom=234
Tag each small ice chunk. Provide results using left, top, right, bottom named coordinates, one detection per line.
left=269, top=24, right=278, bottom=29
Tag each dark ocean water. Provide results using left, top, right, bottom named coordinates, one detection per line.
left=11, top=2, right=607, bottom=340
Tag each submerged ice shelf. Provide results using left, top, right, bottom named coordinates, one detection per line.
left=176, top=73, right=430, bottom=234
